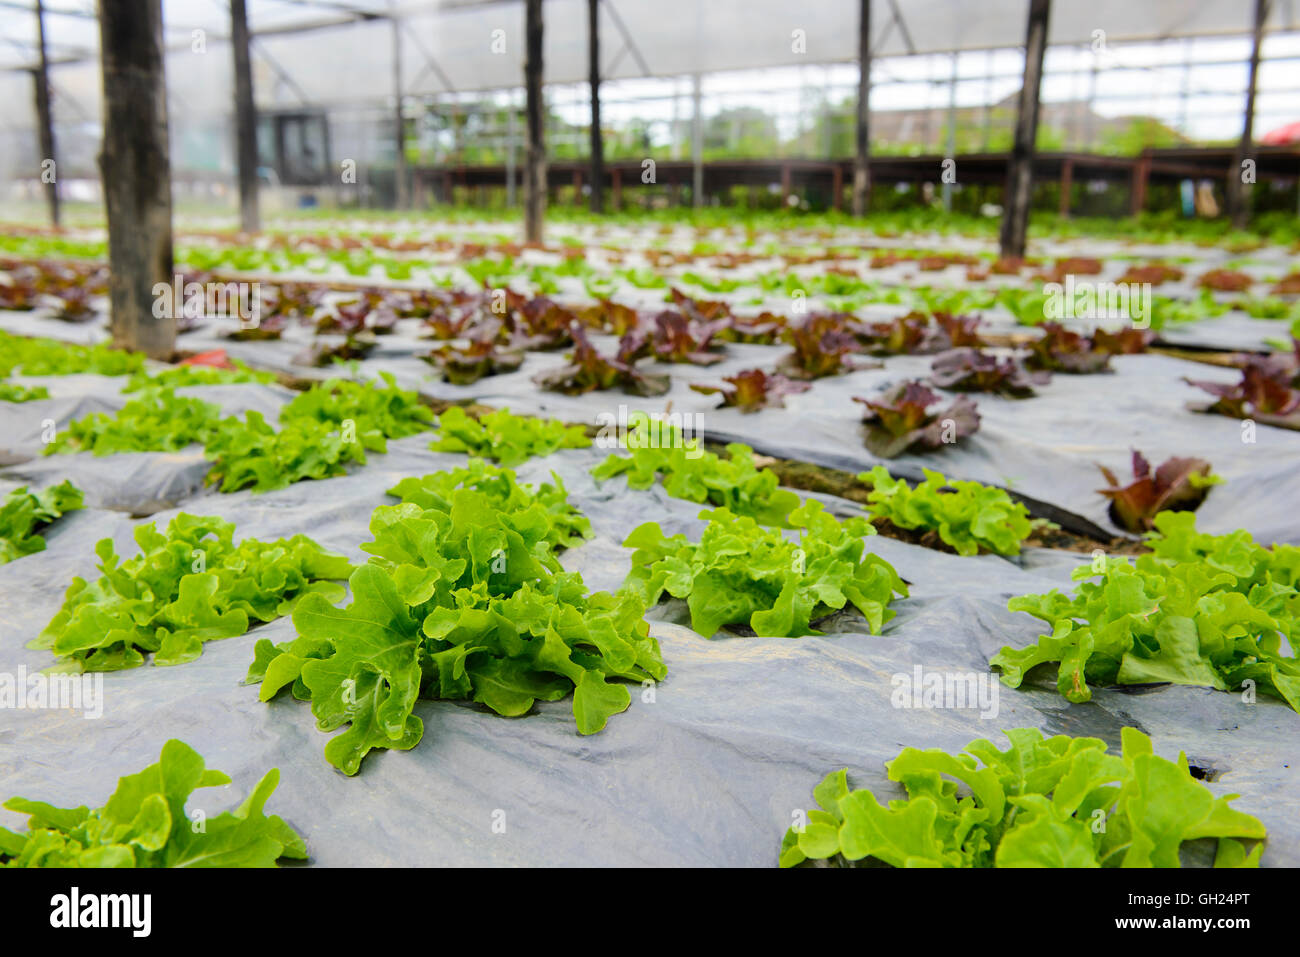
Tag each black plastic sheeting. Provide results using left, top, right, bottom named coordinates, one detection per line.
left=1, top=427, right=1296, bottom=867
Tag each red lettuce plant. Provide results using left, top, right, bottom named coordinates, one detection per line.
left=424, top=339, right=524, bottom=385
left=1272, top=272, right=1300, bottom=295
left=1024, top=323, right=1111, bottom=374
left=423, top=318, right=523, bottom=385
left=509, top=294, right=577, bottom=350
left=0, top=273, right=40, bottom=311
left=292, top=338, right=376, bottom=367
left=929, top=348, right=1049, bottom=398
left=1091, top=326, right=1155, bottom=356
left=265, top=282, right=323, bottom=322
left=1026, top=323, right=1154, bottom=374
left=51, top=286, right=98, bottom=323
left=1098, top=451, right=1220, bottom=532
left=932, top=312, right=984, bottom=349
left=852, top=311, right=984, bottom=356
left=851, top=312, right=933, bottom=355
left=318, top=289, right=396, bottom=336
left=669, top=287, right=732, bottom=322
left=394, top=288, right=475, bottom=321
left=854, top=381, right=981, bottom=458
left=1117, top=263, right=1184, bottom=286
left=1186, top=357, right=1300, bottom=427
left=690, top=369, right=810, bottom=412
left=533, top=325, right=669, bottom=396
left=648, top=309, right=729, bottom=365
left=719, top=312, right=786, bottom=345
left=1198, top=269, right=1253, bottom=293
left=579, top=298, right=640, bottom=336
left=777, top=314, right=872, bottom=379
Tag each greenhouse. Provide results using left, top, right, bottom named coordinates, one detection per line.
left=0, top=0, right=1298, bottom=889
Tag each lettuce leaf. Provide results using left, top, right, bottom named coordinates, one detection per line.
left=622, top=500, right=907, bottom=638
left=34, top=513, right=353, bottom=672
left=45, top=389, right=223, bottom=456
left=781, top=727, right=1265, bottom=868
left=859, top=466, right=1032, bottom=556
left=248, top=464, right=662, bottom=775
left=993, top=512, right=1300, bottom=709
left=1, top=739, right=305, bottom=868
left=429, top=406, right=591, bottom=467
left=0, top=481, right=84, bottom=565
left=593, top=422, right=800, bottom=527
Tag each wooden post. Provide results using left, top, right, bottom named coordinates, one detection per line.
left=851, top=0, right=871, bottom=216
left=1229, top=0, right=1268, bottom=228
left=832, top=163, right=843, bottom=211
left=230, top=0, right=259, bottom=232
left=1059, top=157, right=1073, bottom=218
left=33, top=0, right=59, bottom=228
left=781, top=164, right=792, bottom=205
left=390, top=4, right=407, bottom=210
left=524, top=0, right=545, bottom=242
left=611, top=166, right=622, bottom=210
left=1130, top=153, right=1150, bottom=216
left=573, top=169, right=583, bottom=207
left=999, top=0, right=1050, bottom=260
left=98, top=0, right=175, bottom=360
left=588, top=0, right=604, bottom=213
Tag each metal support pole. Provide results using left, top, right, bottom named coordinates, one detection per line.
left=691, top=73, right=703, bottom=208
left=588, top=0, right=604, bottom=213
left=851, top=0, right=871, bottom=215
left=390, top=3, right=407, bottom=210
left=942, top=51, right=958, bottom=213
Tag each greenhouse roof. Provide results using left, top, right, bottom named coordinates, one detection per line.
left=2, top=0, right=1297, bottom=90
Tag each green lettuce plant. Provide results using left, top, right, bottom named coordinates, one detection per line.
left=44, top=389, right=222, bottom=456
left=279, top=371, right=433, bottom=439
left=622, top=500, right=907, bottom=638
left=993, top=512, right=1300, bottom=710
left=206, top=373, right=435, bottom=493
left=0, top=331, right=143, bottom=378
left=780, top=727, right=1266, bottom=868
left=859, top=466, right=1033, bottom=556
left=247, top=466, right=663, bottom=775
left=204, top=411, right=371, bottom=493
left=35, top=513, right=353, bottom=672
left=387, top=458, right=591, bottom=552
left=0, top=382, right=50, bottom=402
left=0, top=481, right=83, bottom=564
left=1, top=739, right=305, bottom=868
left=592, top=422, right=800, bottom=527
left=429, top=406, right=591, bottom=467
left=122, top=359, right=275, bottom=393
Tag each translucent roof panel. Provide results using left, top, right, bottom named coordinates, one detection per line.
left=2, top=0, right=1297, bottom=85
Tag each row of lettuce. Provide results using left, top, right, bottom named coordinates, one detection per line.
left=1, top=341, right=1294, bottom=869
left=5, top=227, right=1300, bottom=326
